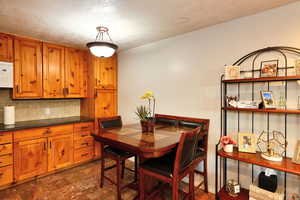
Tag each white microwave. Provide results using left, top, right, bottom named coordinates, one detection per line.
left=0, top=62, right=13, bottom=88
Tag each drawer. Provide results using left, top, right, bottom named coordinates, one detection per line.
left=74, top=136, right=94, bottom=149
left=0, top=165, right=13, bottom=186
left=0, top=132, right=12, bottom=145
left=14, top=124, right=73, bottom=142
left=74, top=130, right=92, bottom=139
left=74, top=147, right=94, bottom=163
left=74, top=122, right=94, bottom=132
left=0, top=154, right=12, bottom=167
left=0, top=144, right=12, bottom=156
left=48, top=124, right=73, bottom=135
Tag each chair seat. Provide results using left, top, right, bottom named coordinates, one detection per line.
left=104, top=146, right=134, bottom=158
left=140, top=152, right=176, bottom=178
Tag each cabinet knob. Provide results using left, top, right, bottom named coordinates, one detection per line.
left=16, top=85, right=20, bottom=93
left=81, top=153, right=89, bottom=157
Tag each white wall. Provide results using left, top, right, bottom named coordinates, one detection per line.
left=118, top=2, right=300, bottom=194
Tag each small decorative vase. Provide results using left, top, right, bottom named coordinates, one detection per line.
left=224, top=144, right=234, bottom=153
left=140, top=121, right=148, bottom=133
left=140, top=120, right=155, bottom=133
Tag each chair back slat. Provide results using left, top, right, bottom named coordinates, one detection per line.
left=98, top=116, right=122, bottom=130
left=155, top=117, right=178, bottom=126
left=178, top=121, right=205, bottom=129
left=173, top=127, right=200, bottom=173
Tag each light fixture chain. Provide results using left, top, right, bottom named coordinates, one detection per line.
left=106, top=31, right=114, bottom=42
left=95, top=31, right=101, bottom=41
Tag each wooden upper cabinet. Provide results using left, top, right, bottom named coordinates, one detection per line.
left=14, top=38, right=43, bottom=99
left=94, top=54, right=117, bottom=90
left=48, top=134, right=74, bottom=171
left=14, top=138, right=48, bottom=181
left=43, top=43, right=65, bottom=98
left=65, top=47, right=87, bottom=98
left=95, top=89, right=117, bottom=118
left=0, top=33, right=13, bottom=62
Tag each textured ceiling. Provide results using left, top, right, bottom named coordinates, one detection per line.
left=0, top=0, right=298, bottom=51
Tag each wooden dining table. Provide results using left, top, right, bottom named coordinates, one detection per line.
left=92, top=123, right=194, bottom=199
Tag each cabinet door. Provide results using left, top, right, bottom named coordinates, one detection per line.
left=14, top=38, right=43, bottom=98
left=0, top=33, right=13, bottom=62
left=65, top=48, right=87, bottom=98
left=94, top=54, right=117, bottom=89
left=14, top=138, right=48, bottom=181
left=43, top=43, right=65, bottom=98
left=95, top=89, right=117, bottom=118
left=48, top=134, right=73, bottom=171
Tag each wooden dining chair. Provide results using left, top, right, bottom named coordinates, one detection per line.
left=139, top=127, right=200, bottom=200
left=98, top=116, right=137, bottom=200
left=155, top=114, right=178, bottom=126
left=178, top=118, right=210, bottom=193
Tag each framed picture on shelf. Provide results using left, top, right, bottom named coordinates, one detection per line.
left=292, top=140, right=300, bottom=164
left=225, top=65, right=240, bottom=80
left=260, top=91, right=276, bottom=109
left=238, top=133, right=256, bottom=153
left=260, top=60, right=278, bottom=77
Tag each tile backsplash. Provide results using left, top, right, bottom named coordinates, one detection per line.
left=0, top=89, right=81, bottom=123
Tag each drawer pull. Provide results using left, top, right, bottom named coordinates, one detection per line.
left=81, top=126, right=89, bottom=130
left=0, top=146, right=6, bottom=151
left=81, top=134, right=88, bottom=137
left=81, top=153, right=89, bottom=157
left=43, top=130, right=52, bottom=135
left=81, top=142, right=89, bottom=146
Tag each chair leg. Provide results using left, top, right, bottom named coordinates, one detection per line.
left=189, top=172, right=195, bottom=200
left=139, top=168, right=145, bottom=200
left=121, top=160, right=125, bottom=179
left=116, top=159, right=122, bottom=200
left=100, top=158, right=105, bottom=188
left=134, top=156, right=138, bottom=182
left=203, top=159, right=208, bottom=193
left=172, top=178, right=179, bottom=200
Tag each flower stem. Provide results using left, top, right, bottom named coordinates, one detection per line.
left=152, top=98, right=156, bottom=118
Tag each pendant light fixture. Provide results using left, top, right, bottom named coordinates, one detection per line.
left=87, top=26, right=118, bottom=58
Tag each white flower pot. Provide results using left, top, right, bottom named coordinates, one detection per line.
left=224, top=144, right=234, bottom=153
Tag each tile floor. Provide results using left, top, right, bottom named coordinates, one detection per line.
left=0, top=160, right=214, bottom=200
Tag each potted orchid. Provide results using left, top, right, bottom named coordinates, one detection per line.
left=135, top=91, right=156, bottom=133
left=220, top=136, right=237, bottom=153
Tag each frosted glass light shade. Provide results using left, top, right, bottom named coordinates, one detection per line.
left=87, top=41, right=118, bottom=58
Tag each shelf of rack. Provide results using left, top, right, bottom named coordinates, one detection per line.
left=217, top=186, right=249, bottom=200
left=222, top=75, right=300, bottom=83
left=218, top=148, right=300, bottom=176
left=222, top=107, right=300, bottom=114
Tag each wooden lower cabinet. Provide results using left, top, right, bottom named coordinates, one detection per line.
left=0, top=121, right=95, bottom=187
left=14, top=138, right=48, bottom=181
left=48, top=134, right=74, bottom=171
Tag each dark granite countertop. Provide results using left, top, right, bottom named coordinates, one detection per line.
left=0, top=116, right=94, bottom=132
